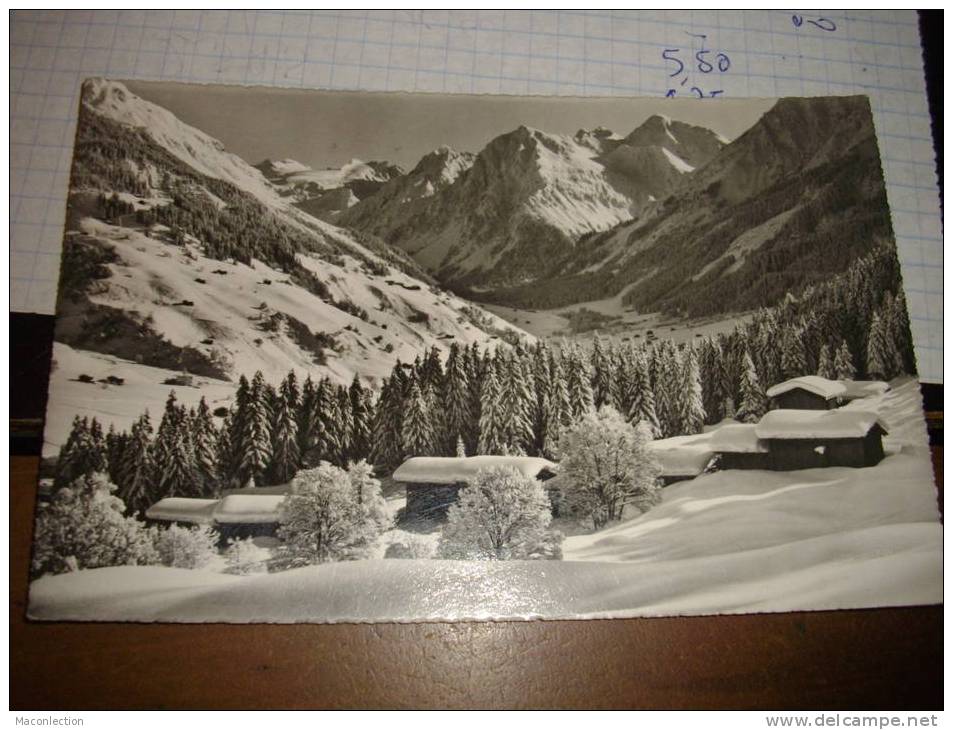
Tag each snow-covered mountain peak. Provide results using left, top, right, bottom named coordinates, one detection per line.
left=83, top=79, right=283, bottom=204
left=407, top=146, right=475, bottom=188
left=622, top=114, right=727, bottom=170
left=255, top=158, right=311, bottom=179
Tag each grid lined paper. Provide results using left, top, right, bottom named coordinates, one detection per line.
left=10, top=10, right=942, bottom=382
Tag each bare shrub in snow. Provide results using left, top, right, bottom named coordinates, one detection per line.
left=154, top=524, right=219, bottom=569
left=31, top=472, right=158, bottom=576
left=277, top=460, right=391, bottom=566
left=437, top=466, right=560, bottom=560
left=225, top=537, right=270, bottom=574
left=559, top=406, right=662, bottom=529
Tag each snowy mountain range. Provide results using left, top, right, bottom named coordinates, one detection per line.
left=52, top=81, right=891, bottom=454
left=255, top=156, right=404, bottom=221
left=338, top=116, right=724, bottom=288
left=477, top=96, right=892, bottom=318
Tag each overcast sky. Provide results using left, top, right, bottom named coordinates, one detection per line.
left=125, top=80, right=775, bottom=172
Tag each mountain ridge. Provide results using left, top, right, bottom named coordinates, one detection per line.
left=57, top=79, right=529, bottom=391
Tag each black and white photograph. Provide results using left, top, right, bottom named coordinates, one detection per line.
left=27, top=78, right=941, bottom=622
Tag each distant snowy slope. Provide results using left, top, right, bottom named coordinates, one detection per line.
left=55, top=79, right=529, bottom=422
left=255, top=156, right=404, bottom=222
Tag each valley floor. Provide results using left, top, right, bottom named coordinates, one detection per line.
left=27, top=379, right=941, bottom=622
left=482, top=293, right=748, bottom=344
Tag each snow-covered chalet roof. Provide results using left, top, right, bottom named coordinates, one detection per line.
left=709, top=424, right=769, bottom=453
left=212, top=495, right=285, bottom=524
left=838, top=380, right=890, bottom=401
left=392, top=456, right=556, bottom=485
left=647, top=437, right=714, bottom=477
left=222, top=483, right=291, bottom=496
left=766, top=376, right=847, bottom=400
left=145, top=497, right=218, bottom=524
left=755, top=410, right=888, bottom=440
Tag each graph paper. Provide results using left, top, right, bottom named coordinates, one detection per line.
left=10, top=10, right=942, bottom=383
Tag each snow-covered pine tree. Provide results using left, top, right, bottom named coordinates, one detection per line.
left=225, top=375, right=252, bottom=486
left=153, top=392, right=197, bottom=497
left=118, top=412, right=156, bottom=516
left=816, top=343, right=836, bottom=380
left=590, top=335, right=613, bottom=409
left=652, top=342, right=681, bottom=438
left=888, top=290, right=917, bottom=375
left=780, top=327, right=809, bottom=379
left=717, top=336, right=740, bottom=420
left=401, top=378, right=435, bottom=457
left=464, top=345, right=485, bottom=456
left=753, top=316, right=781, bottom=389
left=269, top=374, right=301, bottom=485
left=419, top=345, right=444, bottom=388
left=735, top=350, right=768, bottom=424
left=215, top=410, right=233, bottom=486
left=442, top=344, right=472, bottom=457
left=370, top=374, right=406, bottom=470
left=611, top=350, right=634, bottom=418
left=349, top=375, right=373, bottom=463
left=105, top=425, right=128, bottom=489
left=54, top=416, right=85, bottom=489
left=310, top=377, right=337, bottom=466
left=499, top=354, right=534, bottom=455
left=678, top=346, right=706, bottom=435
left=478, top=360, right=508, bottom=455
left=529, top=345, right=552, bottom=456
left=455, top=435, right=467, bottom=458
left=566, top=345, right=594, bottom=419
left=295, top=376, right=319, bottom=467
left=696, top=338, right=724, bottom=424
left=331, top=384, right=354, bottom=466
left=236, top=371, right=272, bottom=487
left=626, top=351, right=661, bottom=438
left=191, top=397, right=220, bottom=497
left=547, top=353, right=572, bottom=430
left=56, top=416, right=109, bottom=488
left=865, top=310, right=897, bottom=380
left=321, top=385, right=345, bottom=466
left=834, top=339, right=856, bottom=380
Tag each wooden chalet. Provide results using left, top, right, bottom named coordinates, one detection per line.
left=754, top=409, right=888, bottom=470
left=766, top=376, right=847, bottom=411
left=145, top=492, right=285, bottom=544
left=392, top=456, right=558, bottom=521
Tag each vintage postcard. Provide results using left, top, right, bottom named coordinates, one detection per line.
left=27, top=79, right=941, bottom=622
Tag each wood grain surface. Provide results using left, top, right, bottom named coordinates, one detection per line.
left=9, top=454, right=943, bottom=710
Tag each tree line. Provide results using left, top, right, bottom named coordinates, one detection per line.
left=54, top=242, right=914, bottom=515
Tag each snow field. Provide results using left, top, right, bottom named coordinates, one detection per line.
left=29, top=379, right=940, bottom=621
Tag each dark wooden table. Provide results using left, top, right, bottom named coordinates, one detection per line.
left=9, top=451, right=942, bottom=709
